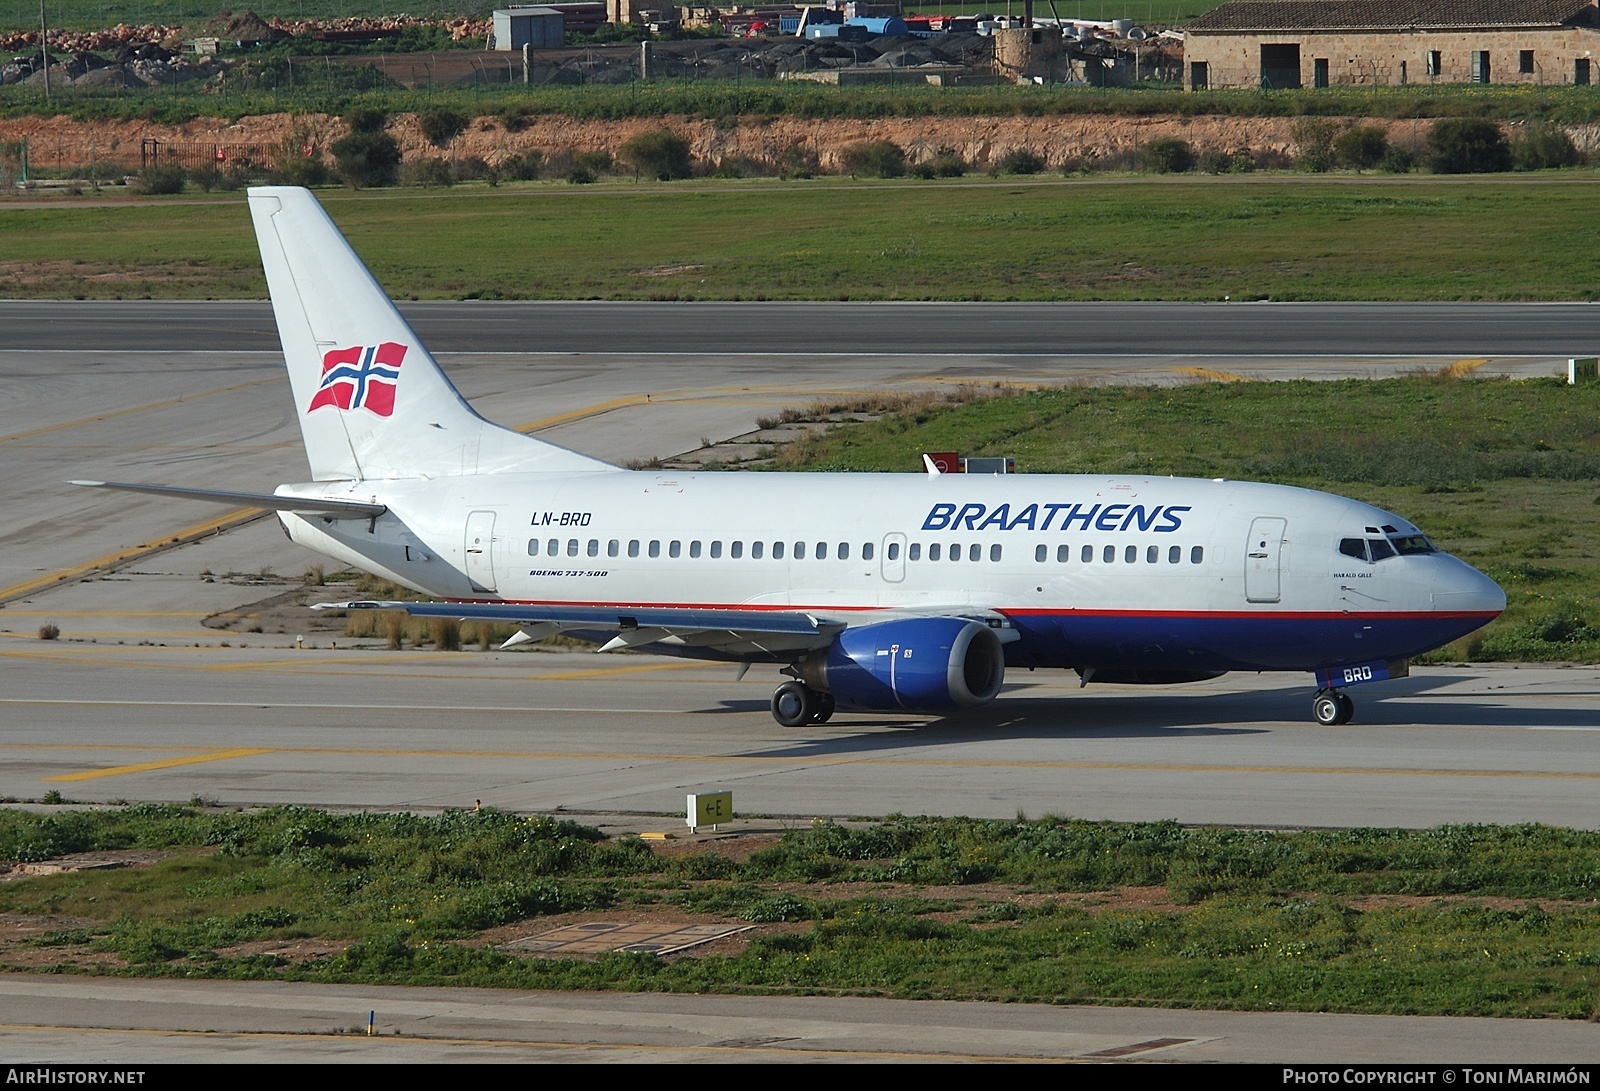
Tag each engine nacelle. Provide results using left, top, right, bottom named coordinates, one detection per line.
left=799, top=617, right=1005, bottom=711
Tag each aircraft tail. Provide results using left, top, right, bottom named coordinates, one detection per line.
left=247, top=186, right=613, bottom=481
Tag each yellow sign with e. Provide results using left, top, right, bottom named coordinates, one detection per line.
left=687, top=790, right=733, bottom=830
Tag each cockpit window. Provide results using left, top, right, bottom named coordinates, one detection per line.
left=1368, top=538, right=1396, bottom=561
left=1390, top=534, right=1435, bottom=555
left=1339, top=538, right=1367, bottom=561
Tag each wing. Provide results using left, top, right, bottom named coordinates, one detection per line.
left=313, top=599, right=846, bottom=658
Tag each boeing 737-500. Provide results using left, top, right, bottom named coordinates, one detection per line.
left=74, top=187, right=1506, bottom=727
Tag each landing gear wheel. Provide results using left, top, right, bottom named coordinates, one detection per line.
left=772, top=681, right=817, bottom=727
left=1334, top=691, right=1355, bottom=725
left=810, top=692, right=836, bottom=724
left=1312, top=690, right=1354, bottom=726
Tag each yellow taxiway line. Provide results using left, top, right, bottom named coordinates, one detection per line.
left=0, top=376, right=282, bottom=446
left=43, top=748, right=276, bottom=783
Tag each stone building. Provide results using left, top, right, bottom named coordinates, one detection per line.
left=1184, top=0, right=1600, bottom=89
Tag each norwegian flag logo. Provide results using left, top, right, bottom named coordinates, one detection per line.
left=307, top=342, right=407, bottom=417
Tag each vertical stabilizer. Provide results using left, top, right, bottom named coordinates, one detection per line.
left=247, top=186, right=613, bottom=481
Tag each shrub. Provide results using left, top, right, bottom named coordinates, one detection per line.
left=272, top=154, right=329, bottom=187
left=1378, top=144, right=1417, bottom=173
left=1512, top=124, right=1581, bottom=171
left=1426, top=118, right=1512, bottom=174
left=498, top=150, right=543, bottom=180
left=994, top=148, right=1045, bottom=175
left=133, top=162, right=185, bottom=194
left=1140, top=136, right=1194, bottom=173
left=839, top=139, right=906, bottom=178
left=37, top=624, right=58, bottom=641
left=189, top=164, right=222, bottom=191
left=401, top=157, right=454, bottom=187
left=344, top=106, right=388, bottom=134
left=618, top=128, right=694, bottom=181
left=452, top=156, right=491, bottom=181
left=777, top=142, right=819, bottom=179
left=566, top=165, right=598, bottom=184
left=1334, top=125, right=1389, bottom=170
left=331, top=130, right=401, bottom=188
left=419, top=109, right=468, bottom=147
left=1289, top=117, right=1341, bottom=173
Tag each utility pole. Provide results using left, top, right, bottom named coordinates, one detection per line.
left=39, top=0, right=50, bottom=106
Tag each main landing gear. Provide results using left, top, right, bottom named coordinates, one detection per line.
left=771, top=681, right=835, bottom=727
left=1312, top=688, right=1355, bottom=726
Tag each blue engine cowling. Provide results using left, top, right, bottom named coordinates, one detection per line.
left=799, top=617, right=1005, bottom=711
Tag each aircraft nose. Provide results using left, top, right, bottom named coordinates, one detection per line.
left=1432, top=559, right=1506, bottom=617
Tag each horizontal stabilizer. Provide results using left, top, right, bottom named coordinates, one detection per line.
left=71, top=480, right=387, bottom=520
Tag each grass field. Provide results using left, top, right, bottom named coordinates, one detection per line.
left=5, top=805, right=1600, bottom=1016
left=5, top=175, right=1600, bottom=301
left=774, top=377, right=1600, bottom=663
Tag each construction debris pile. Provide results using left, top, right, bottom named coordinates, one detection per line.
left=1, top=43, right=223, bottom=88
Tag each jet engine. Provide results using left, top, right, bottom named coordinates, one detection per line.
left=798, top=616, right=1005, bottom=712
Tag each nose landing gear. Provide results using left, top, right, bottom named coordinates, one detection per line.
left=771, top=681, right=835, bottom=726
left=1312, top=688, right=1355, bottom=726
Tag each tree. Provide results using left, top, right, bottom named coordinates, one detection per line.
left=332, top=131, right=401, bottom=188
left=617, top=129, right=693, bottom=181
left=839, top=140, right=906, bottom=179
left=1333, top=125, right=1388, bottom=171
left=1511, top=124, right=1581, bottom=171
left=1141, top=137, right=1194, bottom=174
left=1426, top=118, right=1512, bottom=174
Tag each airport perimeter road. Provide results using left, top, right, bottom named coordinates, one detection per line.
left=5, top=299, right=1600, bottom=355
left=3, top=976, right=1599, bottom=1062
left=2, top=649, right=1598, bottom=829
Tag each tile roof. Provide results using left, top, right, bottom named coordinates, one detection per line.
left=1186, top=0, right=1597, bottom=32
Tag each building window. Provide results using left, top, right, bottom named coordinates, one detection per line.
left=1190, top=60, right=1208, bottom=90
left=1520, top=49, right=1534, bottom=74
left=1471, top=50, right=1490, bottom=84
left=1427, top=50, right=1441, bottom=77
left=1399, top=59, right=1407, bottom=85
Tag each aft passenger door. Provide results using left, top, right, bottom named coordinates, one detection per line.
left=465, top=510, right=497, bottom=594
left=1244, top=517, right=1287, bottom=604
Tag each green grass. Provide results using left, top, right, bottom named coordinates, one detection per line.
left=776, top=377, right=1600, bottom=662
left=7, top=805, right=1600, bottom=1016
left=7, top=175, right=1600, bottom=301
left=14, top=78, right=1600, bottom=126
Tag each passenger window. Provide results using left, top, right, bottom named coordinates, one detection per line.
left=689, top=540, right=701, bottom=558
left=608, top=539, right=619, bottom=558
left=886, top=542, right=898, bottom=561
left=1191, top=546, right=1205, bottom=564
left=710, top=541, right=722, bottom=559
left=1169, top=545, right=1181, bottom=563
left=752, top=541, right=764, bottom=559
left=527, top=539, right=539, bottom=556
left=1035, top=544, right=1047, bottom=563
left=970, top=544, right=982, bottom=562
left=1057, top=544, right=1070, bottom=563
left=1146, top=545, right=1158, bottom=563
left=773, top=541, right=785, bottom=559
left=1339, top=538, right=1368, bottom=561
left=910, top=543, right=922, bottom=561
left=649, top=540, right=660, bottom=558
left=794, top=541, right=806, bottom=560
left=839, top=542, right=850, bottom=560
left=587, top=539, right=599, bottom=557
left=1368, top=538, right=1396, bottom=561
left=628, top=540, right=640, bottom=558
left=862, top=542, right=874, bottom=561
left=669, top=540, right=682, bottom=558
left=1125, top=545, right=1137, bottom=564
left=1083, top=544, right=1094, bottom=563
left=816, top=542, right=828, bottom=560
left=1103, top=544, right=1115, bottom=563
left=547, top=539, right=558, bottom=556
left=990, top=544, right=1002, bottom=562
left=951, top=543, right=962, bottom=562
left=929, top=543, right=941, bottom=561
left=567, top=539, right=579, bottom=557
left=731, top=541, right=743, bottom=559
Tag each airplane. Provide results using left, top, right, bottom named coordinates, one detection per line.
left=73, top=186, right=1506, bottom=728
